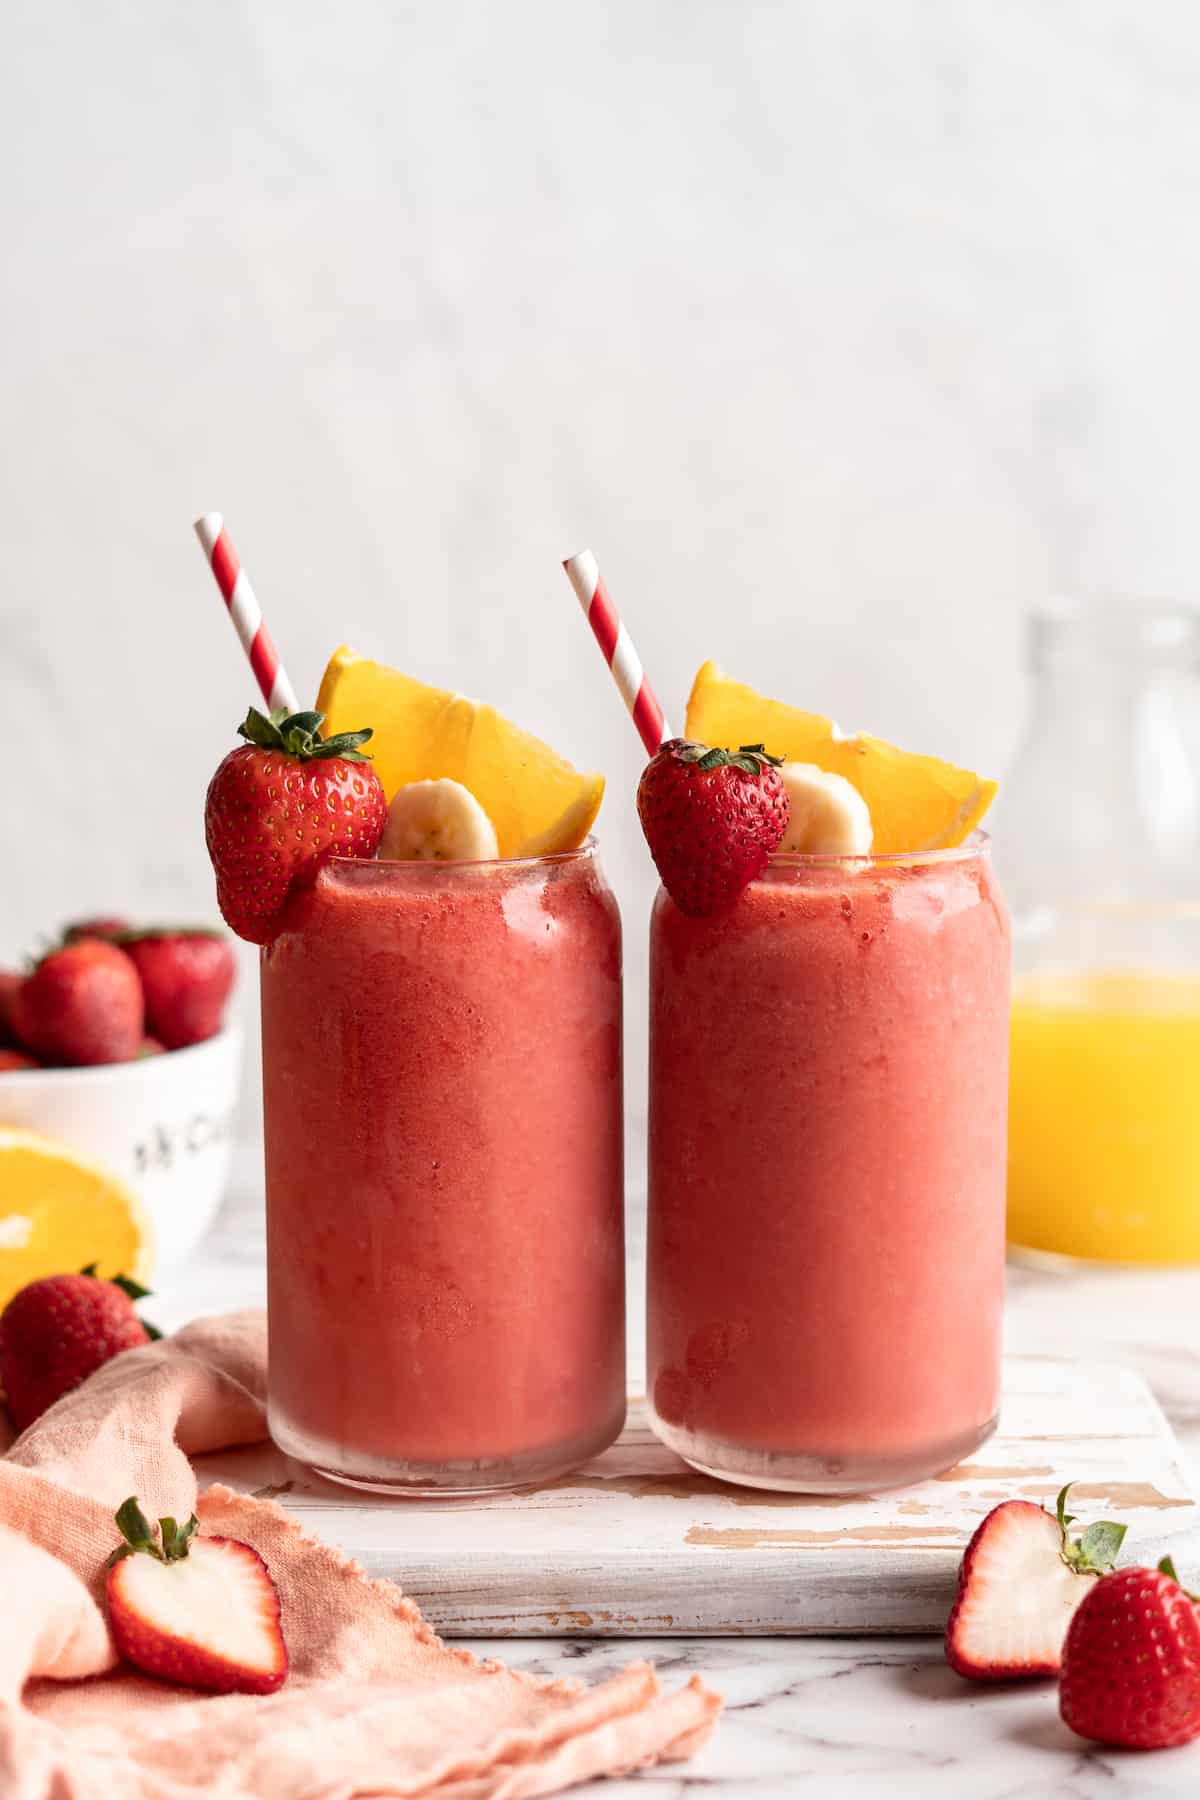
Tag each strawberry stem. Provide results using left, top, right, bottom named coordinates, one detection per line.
left=676, top=741, right=786, bottom=777
left=236, top=706, right=374, bottom=763
left=109, top=1496, right=199, bottom=1566
left=159, top=1514, right=199, bottom=1560
left=1055, top=1481, right=1128, bottom=1574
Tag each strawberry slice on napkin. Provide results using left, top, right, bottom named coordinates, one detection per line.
left=106, top=1495, right=287, bottom=1696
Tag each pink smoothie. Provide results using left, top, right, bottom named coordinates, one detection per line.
left=262, top=847, right=625, bottom=1491
left=647, top=844, right=1010, bottom=1492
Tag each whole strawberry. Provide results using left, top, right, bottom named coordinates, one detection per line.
left=0, top=1272, right=153, bottom=1432
left=0, top=968, right=20, bottom=1044
left=637, top=740, right=790, bottom=918
left=62, top=917, right=131, bottom=945
left=11, top=940, right=144, bottom=1065
left=1060, top=1558, right=1200, bottom=1749
left=122, top=931, right=236, bottom=1050
left=205, top=708, right=387, bottom=945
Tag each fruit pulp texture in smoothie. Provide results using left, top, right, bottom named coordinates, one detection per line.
left=649, top=852, right=1011, bottom=1466
left=262, top=852, right=625, bottom=1474
left=1009, top=970, right=1200, bottom=1264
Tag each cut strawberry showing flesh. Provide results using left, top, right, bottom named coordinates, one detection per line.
left=106, top=1497, right=287, bottom=1696
left=945, top=1484, right=1127, bottom=1681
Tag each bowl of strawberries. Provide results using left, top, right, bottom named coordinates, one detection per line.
left=0, top=919, right=241, bottom=1267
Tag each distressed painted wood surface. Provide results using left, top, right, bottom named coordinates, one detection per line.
left=195, top=1356, right=1196, bottom=1636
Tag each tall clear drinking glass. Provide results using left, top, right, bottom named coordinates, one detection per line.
left=647, top=839, right=1011, bottom=1494
left=262, top=843, right=626, bottom=1493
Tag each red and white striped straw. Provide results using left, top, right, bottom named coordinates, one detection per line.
left=193, top=513, right=299, bottom=716
left=562, top=549, right=673, bottom=756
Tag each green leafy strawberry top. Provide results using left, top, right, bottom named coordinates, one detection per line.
left=237, top=707, right=375, bottom=764
left=674, top=742, right=785, bottom=777
left=109, top=1495, right=199, bottom=1566
left=1057, top=1483, right=1127, bottom=1574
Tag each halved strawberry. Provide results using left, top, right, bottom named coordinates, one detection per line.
left=106, top=1497, right=287, bottom=1695
left=945, top=1484, right=1126, bottom=1681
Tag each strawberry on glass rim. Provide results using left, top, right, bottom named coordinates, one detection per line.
left=636, top=739, right=790, bottom=919
left=205, top=707, right=387, bottom=945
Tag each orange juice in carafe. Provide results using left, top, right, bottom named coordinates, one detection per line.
left=1008, top=970, right=1200, bottom=1264
left=999, top=601, right=1200, bottom=1267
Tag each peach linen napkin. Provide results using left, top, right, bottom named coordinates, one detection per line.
left=0, top=1311, right=721, bottom=1799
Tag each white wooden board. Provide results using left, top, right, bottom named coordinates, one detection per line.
left=195, top=1356, right=1197, bottom=1635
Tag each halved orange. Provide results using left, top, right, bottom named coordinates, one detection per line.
left=0, top=1129, right=152, bottom=1312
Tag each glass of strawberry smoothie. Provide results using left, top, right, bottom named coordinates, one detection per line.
left=647, top=838, right=1010, bottom=1493
left=262, top=842, right=626, bottom=1492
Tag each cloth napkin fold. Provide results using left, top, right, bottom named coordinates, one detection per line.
left=0, top=1311, right=720, bottom=1799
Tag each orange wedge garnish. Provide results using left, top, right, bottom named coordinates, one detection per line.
left=316, top=647, right=604, bottom=859
left=685, top=661, right=996, bottom=854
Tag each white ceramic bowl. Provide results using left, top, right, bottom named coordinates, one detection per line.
left=0, top=1026, right=243, bottom=1270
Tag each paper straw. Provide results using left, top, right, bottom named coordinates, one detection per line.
left=193, top=513, right=299, bottom=715
left=562, top=549, right=673, bottom=756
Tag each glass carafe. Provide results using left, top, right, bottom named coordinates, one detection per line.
left=1000, top=602, right=1200, bottom=1265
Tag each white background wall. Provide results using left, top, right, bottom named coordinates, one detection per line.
left=4, top=1, right=1200, bottom=1161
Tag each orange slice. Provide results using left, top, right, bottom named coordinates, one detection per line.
left=315, top=647, right=605, bottom=858
left=0, top=1128, right=153, bottom=1312
left=684, top=661, right=996, bottom=854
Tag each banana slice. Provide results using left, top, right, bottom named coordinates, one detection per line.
left=778, top=762, right=874, bottom=855
left=378, top=778, right=500, bottom=862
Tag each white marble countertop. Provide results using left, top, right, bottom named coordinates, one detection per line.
left=160, top=1184, right=1200, bottom=1798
